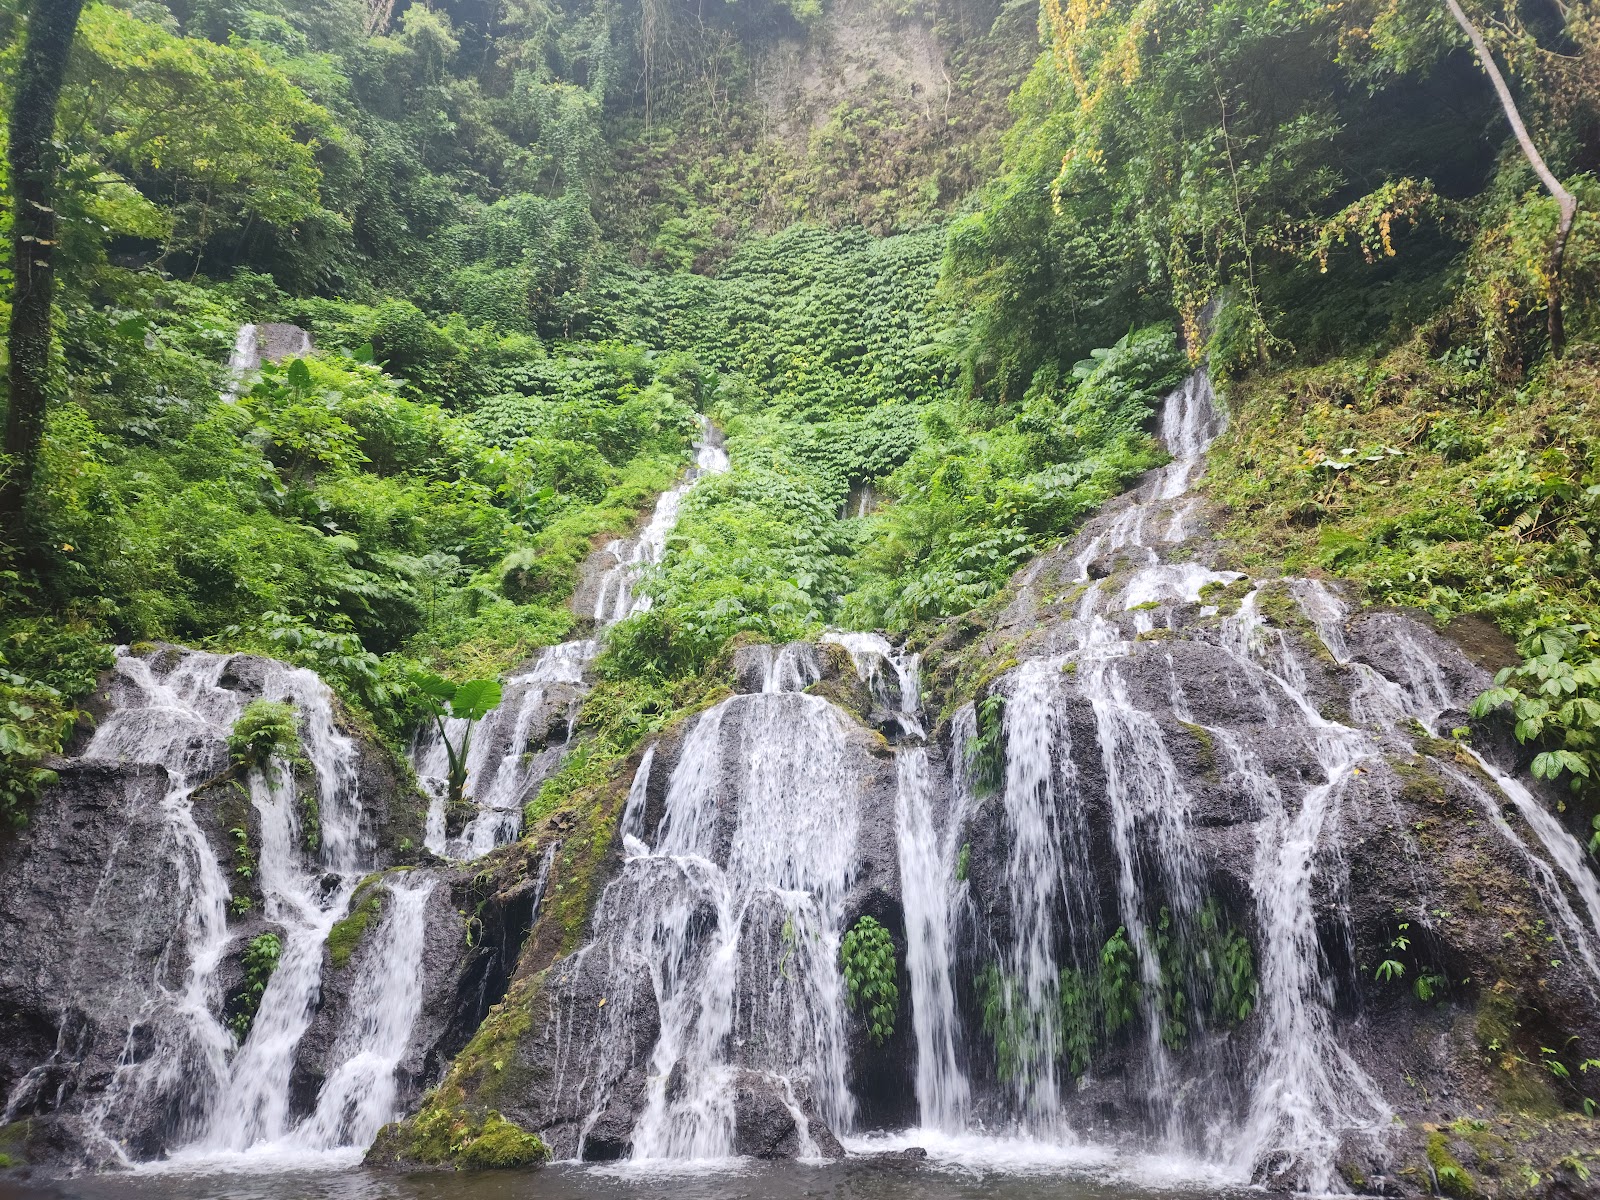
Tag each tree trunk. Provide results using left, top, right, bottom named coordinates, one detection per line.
left=2, top=0, right=86, bottom=549
left=1443, top=0, right=1578, bottom=358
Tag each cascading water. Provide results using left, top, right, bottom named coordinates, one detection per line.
left=219, top=324, right=261, bottom=402
left=591, top=422, right=731, bottom=623
left=546, top=666, right=861, bottom=1162
left=416, top=639, right=598, bottom=860
left=757, top=368, right=1568, bottom=1193
left=412, top=420, right=730, bottom=863
left=826, top=634, right=969, bottom=1130
left=3, top=647, right=441, bottom=1170
left=295, top=875, right=439, bottom=1153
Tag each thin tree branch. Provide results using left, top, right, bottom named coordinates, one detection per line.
left=1443, top=0, right=1578, bottom=356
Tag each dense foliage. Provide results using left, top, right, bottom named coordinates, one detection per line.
left=2, top=0, right=1599, bottom=821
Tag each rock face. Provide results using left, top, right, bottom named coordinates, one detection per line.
left=0, top=759, right=187, bottom=1167
left=441, top=670, right=899, bottom=1162
left=390, top=373, right=1600, bottom=1191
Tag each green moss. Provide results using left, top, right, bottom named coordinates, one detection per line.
left=804, top=673, right=874, bottom=723
left=1477, top=987, right=1563, bottom=1116
left=328, top=881, right=385, bottom=969
left=1448, top=1118, right=1514, bottom=1169
left=1198, top=576, right=1253, bottom=615
left=381, top=1081, right=546, bottom=1170
left=455, top=1112, right=549, bottom=1169
left=1179, top=721, right=1218, bottom=782
left=1391, top=756, right=1448, bottom=808
left=1427, top=1130, right=1478, bottom=1198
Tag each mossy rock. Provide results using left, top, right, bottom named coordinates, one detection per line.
left=1390, top=755, right=1448, bottom=808
left=328, top=876, right=386, bottom=969
left=1426, top=1129, right=1478, bottom=1198
left=1178, top=720, right=1219, bottom=782
left=0, top=1119, right=32, bottom=1170
left=369, top=1088, right=547, bottom=1170
left=456, top=1112, right=549, bottom=1169
left=1196, top=579, right=1254, bottom=614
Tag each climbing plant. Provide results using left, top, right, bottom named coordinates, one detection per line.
left=230, top=932, right=282, bottom=1040
left=841, top=915, right=899, bottom=1045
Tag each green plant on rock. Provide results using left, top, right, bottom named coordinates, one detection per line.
left=230, top=932, right=282, bottom=1040
left=976, top=964, right=1033, bottom=1083
left=227, top=700, right=307, bottom=777
left=1152, top=908, right=1193, bottom=1050
left=967, top=694, right=1006, bottom=798
left=229, top=825, right=256, bottom=881
left=1426, top=1131, right=1477, bottom=1199
left=841, top=915, right=898, bottom=1045
left=415, top=675, right=504, bottom=808
left=1471, top=624, right=1600, bottom=796
left=1058, top=965, right=1095, bottom=1076
left=1099, top=926, right=1140, bottom=1039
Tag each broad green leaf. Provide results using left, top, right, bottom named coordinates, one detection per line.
left=451, top=678, right=503, bottom=721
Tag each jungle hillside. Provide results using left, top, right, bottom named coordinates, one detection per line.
left=1, top=0, right=1598, bottom=823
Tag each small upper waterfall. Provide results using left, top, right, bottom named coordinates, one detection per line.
left=412, top=419, right=730, bottom=863
left=591, top=424, right=731, bottom=623
left=219, top=323, right=315, bottom=402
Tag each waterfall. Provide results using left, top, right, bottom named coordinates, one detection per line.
left=295, top=875, right=438, bottom=1151
left=59, top=653, right=243, bottom=1155
left=414, top=419, right=729, bottom=863
left=554, top=668, right=860, bottom=1161
left=827, top=634, right=970, bottom=1129
left=220, top=324, right=260, bottom=402
left=415, top=639, right=598, bottom=859
left=591, top=420, right=731, bottom=624
left=9, top=647, right=439, bottom=1169
left=993, top=658, right=1070, bottom=1122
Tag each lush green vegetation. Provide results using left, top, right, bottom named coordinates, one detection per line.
left=229, top=931, right=282, bottom=1038
left=979, top=901, right=1254, bottom=1082
left=2, top=0, right=1598, bottom=821
left=227, top=699, right=305, bottom=773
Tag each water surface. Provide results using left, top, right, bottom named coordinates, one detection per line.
left=6, top=1135, right=1246, bottom=1200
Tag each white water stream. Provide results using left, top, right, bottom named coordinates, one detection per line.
left=412, top=420, right=730, bottom=862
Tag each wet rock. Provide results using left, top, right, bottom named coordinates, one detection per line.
left=256, top=322, right=313, bottom=364
left=0, top=759, right=193, bottom=1167
left=732, top=1071, right=844, bottom=1159
left=859, top=1146, right=929, bottom=1166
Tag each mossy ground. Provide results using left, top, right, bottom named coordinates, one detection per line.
left=1206, top=344, right=1600, bottom=643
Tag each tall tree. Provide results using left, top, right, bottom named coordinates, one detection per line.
left=2, top=0, right=86, bottom=548
left=1443, top=0, right=1579, bottom=357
